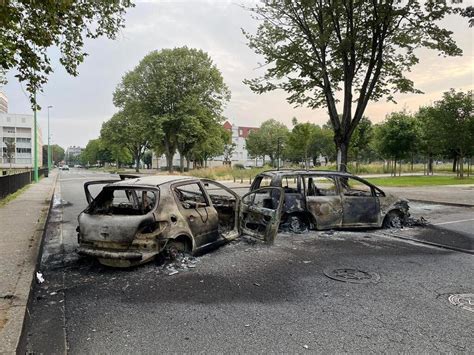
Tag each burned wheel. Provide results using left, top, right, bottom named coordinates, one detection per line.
left=287, top=215, right=309, bottom=234
left=383, top=210, right=403, bottom=229
left=166, top=240, right=190, bottom=260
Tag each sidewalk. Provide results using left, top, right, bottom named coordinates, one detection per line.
left=0, top=171, right=58, bottom=354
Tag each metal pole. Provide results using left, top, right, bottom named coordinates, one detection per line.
left=33, top=92, right=38, bottom=182
left=277, top=137, right=281, bottom=170
left=47, top=105, right=52, bottom=172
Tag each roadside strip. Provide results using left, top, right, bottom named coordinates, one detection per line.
left=377, top=231, right=474, bottom=255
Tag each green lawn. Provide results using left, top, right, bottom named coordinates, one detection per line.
left=365, top=175, right=474, bottom=187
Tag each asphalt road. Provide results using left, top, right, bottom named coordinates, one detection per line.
left=23, top=169, right=474, bottom=353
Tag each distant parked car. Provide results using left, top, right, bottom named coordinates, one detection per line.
left=60, top=165, right=70, bottom=171
left=250, top=170, right=409, bottom=232
left=77, top=175, right=284, bottom=267
left=74, top=164, right=83, bottom=168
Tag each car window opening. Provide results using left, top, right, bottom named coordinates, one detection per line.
left=87, top=188, right=158, bottom=215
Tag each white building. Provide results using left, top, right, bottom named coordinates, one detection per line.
left=0, top=92, right=8, bottom=114
left=0, top=113, right=43, bottom=168
left=152, top=121, right=264, bottom=169
left=66, top=146, right=84, bottom=163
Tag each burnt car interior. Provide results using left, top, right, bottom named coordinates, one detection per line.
left=202, top=181, right=238, bottom=234
left=86, top=187, right=157, bottom=216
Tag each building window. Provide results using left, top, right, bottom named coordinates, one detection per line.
left=21, top=117, right=26, bottom=123
left=7, top=117, right=11, bottom=122
left=16, top=148, right=31, bottom=153
left=239, top=128, right=243, bottom=136
left=16, top=138, right=31, bottom=143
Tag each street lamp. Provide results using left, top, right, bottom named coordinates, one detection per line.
left=33, top=92, right=38, bottom=182
left=47, top=105, right=53, bottom=172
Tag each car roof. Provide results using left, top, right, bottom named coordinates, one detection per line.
left=257, top=169, right=354, bottom=178
left=111, top=175, right=198, bottom=187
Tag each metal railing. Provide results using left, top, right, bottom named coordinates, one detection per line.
left=0, top=168, right=49, bottom=200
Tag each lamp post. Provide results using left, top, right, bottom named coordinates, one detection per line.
left=33, top=93, right=38, bottom=182
left=47, top=105, right=53, bottom=172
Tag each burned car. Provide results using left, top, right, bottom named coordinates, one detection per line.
left=77, top=175, right=284, bottom=267
left=250, top=170, right=409, bottom=232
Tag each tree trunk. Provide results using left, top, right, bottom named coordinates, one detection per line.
left=179, top=154, right=184, bottom=173
left=135, top=151, right=140, bottom=173
left=336, top=141, right=348, bottom=172
left=452, top=156, right=457, bottom=173
left=428, top=154, right=433, bottom=175
left=186, top=158, right=190, bottom=171
left=165, top=153, right=173, bottom=173
left=459, top=150, right=464, bottom=178
left=393, top=159, right=396, bottom=177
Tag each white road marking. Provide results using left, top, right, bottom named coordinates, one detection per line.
left=433, top=218, right=474, bottom=226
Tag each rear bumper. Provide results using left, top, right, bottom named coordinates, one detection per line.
left=77, top=246, right=143, bottom=261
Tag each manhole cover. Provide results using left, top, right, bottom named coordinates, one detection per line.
left=448, top=294, right=474, bottom=312
left=323, top=268, right=380, bottom=284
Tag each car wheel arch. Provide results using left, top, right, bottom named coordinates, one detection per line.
left=382, top=209, right=405, bottom=228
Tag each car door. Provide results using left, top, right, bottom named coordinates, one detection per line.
left=239, top=187, right=284, bottom=244
left=305, top=176, right=343, bottom=229
left=173, top=181, right=219, bottom=247
left=339, top=176, right=380, bottom=227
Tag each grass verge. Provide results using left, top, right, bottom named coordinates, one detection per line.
left=365, top=175, right=474, bottom=187
left=0, top=184, right=32, bottom=207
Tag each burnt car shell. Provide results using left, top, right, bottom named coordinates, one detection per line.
left=250, top=170, right=409, bottom=231
left=77, top=176, right=284, bottom=267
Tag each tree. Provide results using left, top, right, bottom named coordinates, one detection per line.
left=100, top=109, right=149, bottom=172
left=0, top=1, right=133, bottom=108
left=429, top=89, right=473, bottom=178
left=349, top=116, right=374, bottom=172
left=415, top=106, right=444, bottom=175
left=143, top=151, right=152, bottom=169
left=375, top=111, right=418, bottom=176
left=3, top=139, right=15, bottom=171
left=244, top=1, right=464, bottom=172
left=246, top=129, right=267, bottom=164
left=113, top=47, right=230, bottom=172
left=191, top=126, right=229, bottom=168
left=287, top=120, right=319, bottom=169
left=42, top=144, right=64, bottom=166
left=245, top=119, right=288, bottom=167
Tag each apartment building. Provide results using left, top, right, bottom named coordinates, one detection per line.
left=0, top=113, right=43, bottom=168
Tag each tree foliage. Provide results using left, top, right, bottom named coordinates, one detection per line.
left=100, top=109, right=149, bottom=172
left=425, top=89, right=473, bottom=177
left=42, top=144, right=64, bottom=166
left=375, top=111, right=418, bottom=174
left=113, top=47, right=230, bottom=172
left=0, top=0, right=133, bottom=107
left=245, top=119, right=288, bottom=166
left=244, top=0, right=465, bottom=171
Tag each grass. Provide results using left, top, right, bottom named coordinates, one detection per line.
left=365, top=175, right=474, bottom=187
left=0, top=184, right=32, bottom=207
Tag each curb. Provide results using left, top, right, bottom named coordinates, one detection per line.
left=6, top=173, right=58, bottom=355
left=408, top=198, right=474, bottom=209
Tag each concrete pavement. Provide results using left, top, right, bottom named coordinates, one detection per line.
left=0, top=171, right=57, bottom=354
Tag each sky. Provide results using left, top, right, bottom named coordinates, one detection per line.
left=2, top=0, right=473, bottom=149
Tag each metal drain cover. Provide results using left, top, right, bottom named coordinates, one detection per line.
left=448, top=294, right=474, bottom=312
left=324, top=268, right=380, bottom=284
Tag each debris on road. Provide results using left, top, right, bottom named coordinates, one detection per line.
left=36, top=272, right=44, bottom=284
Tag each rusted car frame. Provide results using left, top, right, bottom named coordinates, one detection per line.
left=250, top=170, right=409, bottom=231
left=77, top=175, right=284, bottom=267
